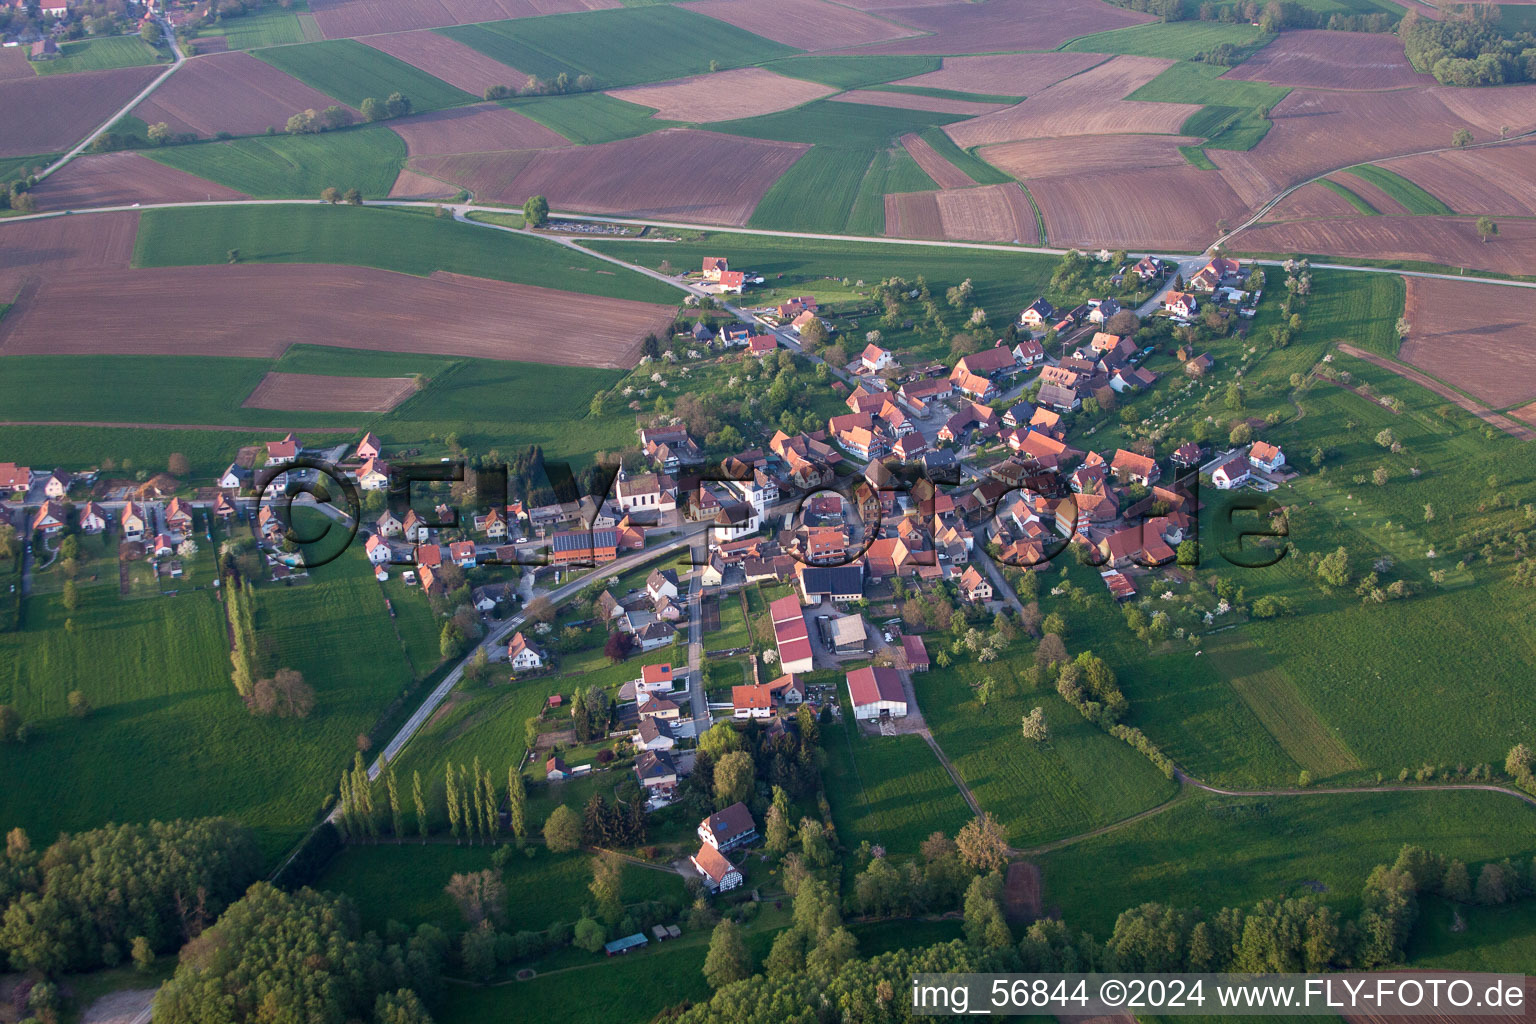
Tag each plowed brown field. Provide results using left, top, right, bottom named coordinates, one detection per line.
left=307, top=0, right=619, bottom=38
left=1384, top=142, right=1536, bottom=217
left=980, top=133, right=1196, bottom=179
left=1233, top=216, right=1536, bottom=278
left=608, top=68, right=835, bottom=122
left=945, top=56, right=1193, bottom=148
left=1399, top=278, right=1536, bottom=408
left=831, top=89, right=1006, bottom=116
left=1259, top=181, right=1363, bottom=222
left=682, top=0, right=919, bottom=50
left=1326, top=171, right=1409, bottom=215
left=1211, top=85, right=1536, bottom=204
left=389, top=103, right=567, bottom=157
left=243, top=372, right=419, bottom=412
left=361, top=29, right=523, bottom=94
left=0, top=65, right=161, bottom=158
left=1031, top=165, right=1248, bottom=250
left=0, top=211, right=139, bottom=297
left=885, top=183, right=1034, bottom=242
left=0, top=45, right=34, bottom=80
left=388, top=166, right=459, bottom=198
left=410, top=129, right=809, bottom=225
left=832, top=0, right=1153, bottom=54
left=29, top=152, right=248, bottom=210
left=133, top=51, right=350, bottom=138
left=0, top=265, right=676, bottom=368
left=891, top=52, right=1106, bottom=97
left=899, top=132, right=972, bottom=188
left=1222, top=30, right=1431, bottom=90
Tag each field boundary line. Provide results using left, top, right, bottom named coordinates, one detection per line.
left=1335, top=343, right=1536, bottom=440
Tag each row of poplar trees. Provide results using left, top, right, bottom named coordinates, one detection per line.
left=336, top=753, right=530, bottom=845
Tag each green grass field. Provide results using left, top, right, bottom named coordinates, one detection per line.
left=505, top=92, right=674, bottom=145
left=0, top=424, right=251, bottom=478
left=1062, top=21, right=1272, bottom=59
left=1180, top=104, right=1274, bottom=150
left=0, top=543, right=416, bottom=864
left=823, top=716, right=973, bottom=856
left=710, top=99, right=963, bottom=151
left=254, top=38, right=475, bottom=110
left=0, top=154, right=55, bottom=181
left=1132, top=60, right=1290, bottom=108
left=1039, top=790, right=1536, bottom=936
left=868, top=84, right=1024, bottom=105
left=845, top=146, right=939, bottom=235
left=196, top=0, right=322, bottom=49
left=1346, top=163, right=1454, bottom=215
left=132, top=204, right=681, bottom=303
left=767, top=54, right=940, bottom=89
left=917, top=659, right=1178, bottom=846
left=33, top=34, right=165, bottom=75
left=146, top=126, right=405, bottom=199
left=1320, top=177, right=1381, bottom=215
left=316, top=843, right=687, bottom=935
left=440, top=6, right=797, bottom=90
left=274, top=344, right=459, bottom=379
left=1179, top=145, right=1219, bottom=170
left=1409, top=897, right=1536, bottom=972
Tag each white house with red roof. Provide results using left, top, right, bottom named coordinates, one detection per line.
left=79, top=502, right=108, bottom=535
left=747, top=334, right=777, bottom=357
left=1012, top=337, right=1045, bottom=367
left=449, top=540, right=477, bottom=568
left=121, top=502, right=148, bottom=542
left=356, top=459, right=389, bottom=491
left=0, top=463, right=30, bottom=495
left=770, top=595, right=814, bottom=674
left=698, top=802, right=757, bottom=852
left=860, top=344, right=894, bottom=373
left=507, top=632, right=544, bottom=672
left=365, top=534, right=392, bottom=566
left=701, top=257, right=728, bottom=281
left=690, top=844, right=743, bottom=893
left=846, top=665, right=907, bottom=721
left=265, top=433, right=299, bottom=466
left=1247, top=441, right=1285, bottom=473
left=732, top=684, right=773, bottom=719
left=1211, top=454, right=1252, bottom=490
left=31, top=501, right=66, bottom=537
left=1163, top=290, right=1198, bottom=318
left=638, top=663, right=675, bottom=694
left=43, top=469, right=71, bottom=500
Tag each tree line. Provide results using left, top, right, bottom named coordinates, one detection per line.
left=1400, top=8, right=1536, bottom=86
left=482, top=72, right=597, bottom=101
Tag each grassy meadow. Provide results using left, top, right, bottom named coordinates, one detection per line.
left=34, top=34, right=165, bottom=75
left=1061, top=21, right=1272, bottom=59
left=146, top=126, right=406, bottom=199
left=1346, top=163, right=1454, bottom=215
left=253, top=38, right=476, bottom=110
left=196, top=0, right=322, bottom=49
left=822, top=713, right=974, bottom=856
left=505, top=92, right=675, bottom=145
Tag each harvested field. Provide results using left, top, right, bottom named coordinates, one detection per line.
left=899, top=132, right=972, bottom=189
left=884, top=183, right=1034, bottom=242
left=1326, top=171, right=1408, bottom=215
left=1222, top=30, right=1432, bottom=90
left=833, top=0, right=1154, bottom=54
left=890, top=52, right=1106, bottom=97
left=1338, top=343, right=1535, bottom=442
left=607, top=67, right=836, bottom=123
left=1211, top=85, right=1536, bottom=206
left=388, top=103, right=567, bottom=157
left=410, top=129, right=809, bottom=226
left=945, top=56, right=1194, bottom=148
left=388, top=166, right=460, bottom=198
left=242, top=371, right=419, bottom=412
left=1259, top=181, right=1365, bottom=223
left=360, top=29, right=524, bottom=95
left=1511, top=401, right=1536, bottom=428
left=132, top=51, right=350, bottom=138
left=831, top=89, right=1006, bottom=116
left=0, top=44, right=35, bottom=80
left=0, top=65, right=160, bottom=158
left=1233, top=216, right=1536, bottom=278
left=1384, top=142, right=1536, bottom=217
left=0, top=265, right=677, bottom=368
left=1399, top=277, right=1536, bottom=409
left=28, top=152, right=248, bottom=210
left=0, top=211, right=139, bottom=298
left=306, top=0, right=620, bottom=39
left=682, top=0, right=919, bottom=51
left=1002, top=861, right=1042, bottom=924
left=191, top=36, right=230, bottom=54
left=1030, top=165, right=1248, bottom=250
left=980, top=133, right=1196, bottom=180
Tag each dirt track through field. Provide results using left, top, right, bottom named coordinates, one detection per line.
left=243, top=371, right=420, bottom=412
left=1336, top=343, right=1536, bottom=441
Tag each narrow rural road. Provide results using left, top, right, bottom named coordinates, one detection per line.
left=38, top=18, right=186, bottom=182
left=684, top=537, right=711, bottom=732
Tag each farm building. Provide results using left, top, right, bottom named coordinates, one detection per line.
left=770, top=594, right=815, bottom=674
left=690, top=843, right=743, bottom=893
left=798, top=565, right=863, bottom=603
left=698, top=801, right=757, bottom=852
left=901, top=634, right=930, bottom=672
left=604, top=933, right=649, bottom=956
left=846, top=666, right=907, bottom=721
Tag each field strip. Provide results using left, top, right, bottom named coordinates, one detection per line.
left=1203, top=633, right=1361, bottom=777
left=242, top=371, right=419, bottom=413
left=1336, top=343, right=1536, bottom=440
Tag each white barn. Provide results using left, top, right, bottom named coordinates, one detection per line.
left=846, top=666, right=907, bottom=721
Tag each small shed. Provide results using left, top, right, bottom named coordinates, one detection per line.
left=604, top=933, right=649, bottom=956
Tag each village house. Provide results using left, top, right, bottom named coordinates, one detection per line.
left=1211, top=454, right=1252, bottom=490
left=42, top=469, right=70, bottom=500
left=449, top=540, right=477, bottom=568
left=79, top=501, right=108, bottom=535
left=690, top=843, right=743, bottom=893
left=846, top=665, right=907, bottom=721
left=701, top=257, right=729, bottom=281
left=547, top=755, right=570, bottom=780
left=1190, top=256, right=1240, bottom=293
left=768, top=672, right=805, bottom=704
left=637, top=663, right=674, bottom=695
left=1163, top=290, right=1198, bottom=318
left=1012, top=337, right=1045, bottom=368
left=356, top=431, right=383, bottom=461
left=636, top=620, right=676, bottom=652
left=1111, top=366, right=1158, bottom=393
left=798, top=564, right=863, bottom=603
left=717, top=323, right=752, bottom=347
left=1109, top=449, right=1161, bottom=487
left=375, top=509, right=403, bottom=539
left=747, top=334, right=778, bottom=358
left=1019, top=298, right=1055, bottom=329
left=1134, top=256, right=1165, bottom=281
left=364, top=534, right=392, bottom=566
left=473, top=506, right=507, bottom=540
left=1172, top=442, right=1205, bottom=469
left=698, top=802, right=757, bottom=852
left=713, top=270, right=745, bottom=294
left=1248, top=441, right=1285, bottom=473
left=31, top=501, right=66, bottom=537
left=29, top=39, right=59, bottom=60
left=713, top=500, right=761, bottom=542
left=958, top=565, right=993, bottom=604
left=164, top=497, right=193, bottom=535
left=402, top=509, right=429, bottom=543
left=646, top=567, right=680, bottom=605
left=218, top=463, right=250, bottom=491
left=1088, top=297, right=1120, bottom=324
left=356, top=459, right=389, bottom=491
left=732, top=684, right=774, bottom=719
left=0, top=463, right=31, bottom=496
left=860, top=344, right=894, bottom=373
left=507, top=631, right=544, bottom=672
left=791, top=310, right=822, bottom=335
left=638, top=691, right=681, bottom=723
left=153, top=534, right=175, bottom=560
left=633, top=717, right=675, bottom=752
left=213, top=493, right=236, bottom=519
left=419, top=564, right=444, bottom=596
left=265, top=433, right=300, bottom=466
left=636, top=750, right=680, bottom=805
left=121, top=502, right=148, bottom=543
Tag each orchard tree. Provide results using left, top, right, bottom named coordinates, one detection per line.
left=523, top=194, right=550, bottom=228
left=1020, top=706, right=1048, bottom=741
left=956, top=812, right=1009, bottom=872
left=543, top=804, right=582, bottom=852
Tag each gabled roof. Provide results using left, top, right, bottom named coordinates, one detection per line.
left=701, top=802, right=756, bottom=843
left=901, top=633, right=929, bottom=667
left=845, top=665, right=904, bottom=707
left=692, top=843, right=736, bottom=883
